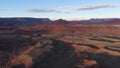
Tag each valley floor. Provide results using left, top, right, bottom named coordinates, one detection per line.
left=0, top=25, right=120, bottom=68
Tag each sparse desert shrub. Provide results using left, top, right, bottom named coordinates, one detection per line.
left=90, top=38, right=115, bottom=43
left=104, top=35, right=120, bottom=40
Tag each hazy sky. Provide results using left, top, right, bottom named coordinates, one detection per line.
left=0, top=0, right=120, bottom=20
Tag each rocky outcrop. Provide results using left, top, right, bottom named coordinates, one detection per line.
left=81, top=59, right=100, bottom=68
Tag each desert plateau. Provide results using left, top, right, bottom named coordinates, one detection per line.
left=0, top=18, right=120, bottom=68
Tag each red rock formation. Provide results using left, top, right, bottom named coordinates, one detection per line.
left=16, top=25, right=120, bottom=35
left=82, top=59, right=100, bottom=68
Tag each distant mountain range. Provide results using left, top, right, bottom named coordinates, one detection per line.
left=0, top=18, right=120, bottom=26
left=0, top=18, right=51, bottom=26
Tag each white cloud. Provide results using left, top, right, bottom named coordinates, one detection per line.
left=26, top=4, right=119, bottom=14
left=27, top=9, right=70, bottom=13
left=72, top=4, right=119, bottom=10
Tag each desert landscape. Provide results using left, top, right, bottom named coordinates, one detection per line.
left=0, top=0, right=120, bottom=68
left=0, top=18, right=120, bottom=68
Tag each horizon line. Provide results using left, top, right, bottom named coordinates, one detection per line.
left=0, top=17, right=120, bottom=21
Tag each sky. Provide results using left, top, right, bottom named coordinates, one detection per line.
left=0, top=0, right=120, bottom=20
